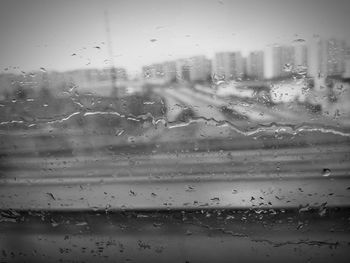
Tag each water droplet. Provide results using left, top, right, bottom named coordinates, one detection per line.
left=0, top=211, right=18, bottom=223
left=295, top=65, right=308, bottom=75
left=138, top=240, right=151, bottom=249
left=322, top=168, right=331, bottom=177
left=185, top=185, right=195, bottom=192
left=46, top=192, right=56, bottom=200
left=296, top=221, right=304, bottom=230
left=283, top=63, right=292, bottom=72
left=51, top=220, right=59, bottom=227
left=215, top=80, right=225, bottom=85
left=75, top=221, right=88, bottom=226
left=298, top=204, right=310, bottom=213
left=115, top=129, right=125, bottom=136
left=185, top=230, right=192, bottom=235
left=318, top=202, right=327, bottom=217
left=143, top=101, right=155, bottom=105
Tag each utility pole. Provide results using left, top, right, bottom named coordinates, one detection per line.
left=104, top=10, right=118, bottom=97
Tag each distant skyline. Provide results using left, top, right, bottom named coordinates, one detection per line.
left=1, top=0, right=350, bottom=77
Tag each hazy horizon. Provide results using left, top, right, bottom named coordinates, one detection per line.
left=1, top=0, right=350, bottom=76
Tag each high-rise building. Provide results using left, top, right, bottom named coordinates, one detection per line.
left=343, top=47, right=350, bottom=79
left=142, top=62, right=177, bottom=83
left=175, top=56, right=211, bottom=82
left=142, top=65, right=154, bottom=79
left=188, top=56, right=212, bottom=82
left=213, top=52, right=244, bottom=80
left=142, top=63, right=164, bottom=80
left=175, top=59, right=191, bottom=82
left=246, top=51, right=264, bottom=80
left=162, top=61, right=177, bottom=82
left=294, top=44, right=308, bottom=68
left=308, top=38, right=346, bottom=78
left=264, top=45, right=295, bottom=79
left=115, top=68, right=128, bottom=81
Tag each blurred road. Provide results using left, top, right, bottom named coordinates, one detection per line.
left=2, top=142, right=349, bottom=180
left=157, top=85, right=347, bottom=128
left=1, top=139, right=349, bottom=210
left=1, top=85, right=350, bottom=211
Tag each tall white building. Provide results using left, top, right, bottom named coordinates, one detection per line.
left=162, top=61, right=177, bottom=82
left=142, top=64, right=164, bottom=79
left=175, top=56, right=211, bottom=82
left=142, top=61, right=177, bottom=83
left=264, top=45, right=295, bottom=79
left=343, top=47, right=350, bottom=79
left=175, top=59, right=191, bottom=82
left=294, top=44, right=308, bottom=68
left=308, top=38, right=346, bottom=78
left=188, top=56, right=211, bottom=82
left=246, top=51, right=264, bottom=80
left=213, top=52, right=244, bottom=80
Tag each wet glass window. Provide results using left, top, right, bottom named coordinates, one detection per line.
left=0, top=0, right=349, bottom=262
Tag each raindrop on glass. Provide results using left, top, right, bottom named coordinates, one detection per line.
left=322, top=168, right=331, bottom=177
left=283, top=63, right=292, bottom=72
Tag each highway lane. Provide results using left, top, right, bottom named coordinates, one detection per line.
left=1, top=86, right=349, bottom=211
left=1, top=141, right=349, bottom=210
left=1, top=171, right=349, bottom=210
left=161, top=86, right=347, bottom=128
left=178, top=87, right=277, bottom=122
left=161, top=87, right=276, bottom=123
left=192, top=84, right=300, bottom=121
left=1, top=143, right=349, bottom=180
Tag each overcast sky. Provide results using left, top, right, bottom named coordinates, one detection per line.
left=0, top=0, right=349, bottom=75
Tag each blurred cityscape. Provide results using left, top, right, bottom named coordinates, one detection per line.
left=0, top=36, right=350, bottom=162
left=1, top=33, right=350, bottom=213
left=1, top=37, right=350, bottom=121
left=1, top=36, right=350, bottom=209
